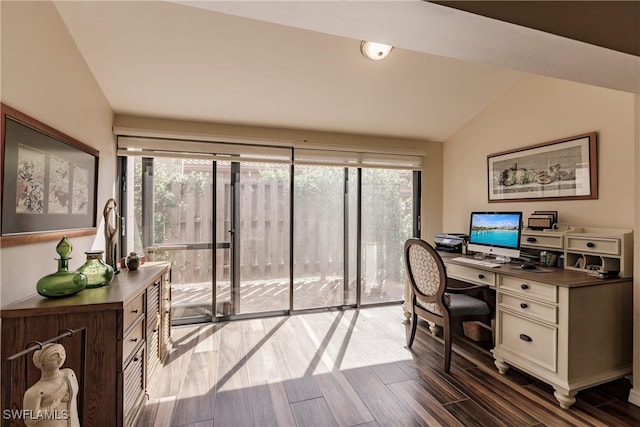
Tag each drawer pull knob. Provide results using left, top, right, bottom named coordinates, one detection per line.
left=526, top=237, right=537, bottom=243
left=133, top=356, right=140, bottom=362
left=154, top=282, right=159, bottom=287
left=478, top=274, right=485, bottom=279
left=586, top=242, right=595, bottom=248
left=521, top=284, right=529, bottom=290
left=520, top=303, right=528, bottom=309
left=133, top=309, right=139, bottom=314
left=131, top=338, right=138, bottom=343
left=519, top=334, right=533, bottom=342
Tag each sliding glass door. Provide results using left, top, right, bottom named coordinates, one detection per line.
left=293, top=166, right=357, bottom=310
left=214, top=161, right=291, bottom=317
left=360, top=169, right=415, bottom=304
left=122, top=150, right=419, bottom=324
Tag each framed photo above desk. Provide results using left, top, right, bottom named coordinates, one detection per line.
left=487, top=132, right=597, bottom=202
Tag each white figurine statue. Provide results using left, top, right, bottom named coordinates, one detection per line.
left=22, top=343, right=80, bottom=427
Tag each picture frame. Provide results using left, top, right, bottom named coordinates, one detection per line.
left=1, top=103, right=99, bottom=247
left=487, top=132, right=597, bottom=202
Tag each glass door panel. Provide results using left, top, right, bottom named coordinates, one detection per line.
left=215, top=161, right=291, bottom=317
left=361, top=169, right=414, bottom=305
left=238, top=162, right=291, bottom=314
left=293, top=166, right=348, bottom=310
left=136, top=157, right=215, bottom=324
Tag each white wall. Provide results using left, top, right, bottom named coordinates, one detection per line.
left=443, top=74, right=635, bottom=232
left=0, top=1, right=114, bottom=305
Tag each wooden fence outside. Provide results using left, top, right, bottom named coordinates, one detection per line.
left=148, top=163, right=411, bottom=290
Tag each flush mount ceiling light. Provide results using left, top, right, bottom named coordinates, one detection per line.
left=360, top=40, right=393, bottom=60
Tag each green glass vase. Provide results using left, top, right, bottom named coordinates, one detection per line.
left=36, top=236, right=87, bottom=298
left=77, top=250, right=114, bottom=288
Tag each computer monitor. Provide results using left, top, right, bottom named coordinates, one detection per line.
left=467, top=211, right=523, bottom=263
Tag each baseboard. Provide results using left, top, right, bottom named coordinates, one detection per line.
left=629, top=388, right=640, bottom=407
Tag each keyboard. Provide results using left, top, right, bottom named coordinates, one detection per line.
left=451, top=257, right=501, bottom=268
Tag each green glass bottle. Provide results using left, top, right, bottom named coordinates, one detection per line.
left=77, top=250, right=114, bottom=288
left=36, top=236, right=87, bottom=298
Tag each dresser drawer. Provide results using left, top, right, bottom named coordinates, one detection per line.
left=498, top=293, right=557, bottom=324
left=445, top=263, right=496, bottom=287
left=500, top=276, right=557, bottom=303
left=123, top=294, right=144, bottom=334
left=123, top=318, right=144, bottom=364
left=565, top=236, right=620, bottom=255
left=498, top=310, right=557, bottom=372
left=521, top=232, right=564, bottom=250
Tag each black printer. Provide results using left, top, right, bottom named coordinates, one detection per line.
left=434, top=233, right=468, bottom=253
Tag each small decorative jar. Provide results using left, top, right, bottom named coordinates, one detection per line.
left=77, top=250, right=114, bottom=288
left=36, top=236, right=88, bottom=298
left=126, top=252, right=141, bottom=271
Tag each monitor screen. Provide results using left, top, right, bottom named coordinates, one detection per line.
left=467, top=211, right=523, bottom=261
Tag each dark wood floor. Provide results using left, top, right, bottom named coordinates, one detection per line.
left=137, top=305, right=640, bottom=426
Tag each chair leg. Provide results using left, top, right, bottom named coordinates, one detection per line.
left=443, top=323, right=452, bottom=373
left=407, top=312, right=418, bottom=348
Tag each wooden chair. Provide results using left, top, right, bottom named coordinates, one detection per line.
left=404, top=238, right=491, bottom=373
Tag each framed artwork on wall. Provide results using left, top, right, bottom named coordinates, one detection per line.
left=487, top=132, right=597, bottom=202
left=1, top=103, right=99, bottom=247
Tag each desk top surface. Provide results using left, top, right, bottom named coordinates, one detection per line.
left=440, top=252, right=630, bottom=288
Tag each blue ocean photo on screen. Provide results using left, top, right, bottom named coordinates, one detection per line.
left=469, top=213, right=520, bottom=248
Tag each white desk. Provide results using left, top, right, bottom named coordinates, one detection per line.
left=441, top=253, right=633, bottom=409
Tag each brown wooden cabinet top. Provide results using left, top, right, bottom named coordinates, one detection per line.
left=1, top=262, right=170, bottom=318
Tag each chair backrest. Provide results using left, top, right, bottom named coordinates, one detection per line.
left=404, top=238, right=448, bottom=316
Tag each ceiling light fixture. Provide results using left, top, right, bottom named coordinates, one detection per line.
left=360, top=41, right=393, bottom=60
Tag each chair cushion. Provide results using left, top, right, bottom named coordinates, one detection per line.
left=447, top=293, right=490, bottom=317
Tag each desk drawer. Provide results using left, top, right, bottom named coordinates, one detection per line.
left=498, top=293, right=557, bottom=324
left=445, top=263, right=496, bottom=287
left=500, top=276, right=557, bottom=303
left=498, top=310, right=557, bottom=372
left=565, top=236, right=620, bottom=255
left=123, top=294, right=144, bottom=335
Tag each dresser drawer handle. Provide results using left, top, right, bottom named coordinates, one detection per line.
left=478, top=274, right=485, bottom=279
left=131, top=338, right=138, bottom=343
left=520, top=303, right=528, bottom=309
left=519, top=334, right=533, bottom=342
left=526, top=237, right=537, bottom=243
left=133, top=356, right=140, bottom=362
left=132, top=309, right=139, bottom=314
left=521, top=284, right=529, bottom=290
left=586, top=242, right=595, bottom=248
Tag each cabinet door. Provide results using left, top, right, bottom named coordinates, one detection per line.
left=146, top=279, right=161, bottom=376
left=122, top=345, right=146, bottom=427
left=160, top=270, right=172, bottom=361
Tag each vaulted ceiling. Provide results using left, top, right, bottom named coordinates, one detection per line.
left=53, top=1, right=639, bottom=142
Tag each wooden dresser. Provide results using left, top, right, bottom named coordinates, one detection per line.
left=1, top=262, right=172, bottom=427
